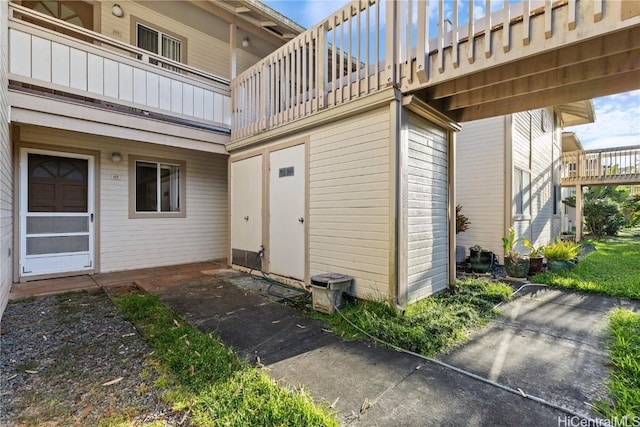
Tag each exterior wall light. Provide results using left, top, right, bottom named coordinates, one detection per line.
left=112, top=4, right=124, bottom=18
left=111, top=152, right=122, bottom=163
left=242, top=38, right=250, bottom=48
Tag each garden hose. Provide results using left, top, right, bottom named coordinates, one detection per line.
left=246, top=250, right=309, bottom=301
left=330, top=294, right=605, bottom=427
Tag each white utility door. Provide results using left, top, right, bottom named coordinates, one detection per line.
left=19, top=149, right=95, bottom=277
left=230, top=155, right=263, bottom=253
left=269, top=144, right=305, bottom=280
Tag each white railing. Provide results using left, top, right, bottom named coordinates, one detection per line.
left=561, top=146, right=640, bottom=184
left=231, top=0, right=631, bottom=140
left=8, top=3, right=231, bottom=129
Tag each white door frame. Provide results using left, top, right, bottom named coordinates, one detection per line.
left=19, top=147, right=96, bottom=278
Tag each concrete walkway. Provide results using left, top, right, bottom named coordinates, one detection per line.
left=12, top=266, right=638, bottom=425
left=148, top=271, right=639, bottom=426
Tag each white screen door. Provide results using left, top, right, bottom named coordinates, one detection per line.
left=19, top=149, right=95, bottom=277
left=269, top=145, right=305, bottom=280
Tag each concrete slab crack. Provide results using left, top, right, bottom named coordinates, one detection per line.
left=345, top=363, right=423, bottom=424
left=491, top=319, right=606, bottom=352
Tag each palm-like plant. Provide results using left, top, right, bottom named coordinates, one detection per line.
left=502, top=228, right=525, bottom=259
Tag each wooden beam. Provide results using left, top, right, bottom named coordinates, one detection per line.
left=454, top=69, right=640, bottom=122
left=445, top=48, right=640, bottom=110
left=428, top=26, right=640, bottom=99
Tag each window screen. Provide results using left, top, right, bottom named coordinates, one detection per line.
left=136, top=161, right=180, bottom=213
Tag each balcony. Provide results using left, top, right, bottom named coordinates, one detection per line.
left=231, top=0, right=640, bottom=141
left=8, top=3, right=231, bottom=136
left=561, top=146, right=640, bottom=186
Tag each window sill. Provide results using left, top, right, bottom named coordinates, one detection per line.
left=513, top=215, right=531, bottom=222
left=130, top=212, right=186, bottom=219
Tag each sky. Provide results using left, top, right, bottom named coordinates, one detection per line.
left=566, top=91, right=640, bottom=151
left=263, top=1, right=640, bottom=151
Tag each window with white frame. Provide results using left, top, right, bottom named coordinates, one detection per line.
left=135, top=160, right=181, bottom=214
left=136, top=23, right=182, bottom=63
left=514, top=168, right=531, bottom=216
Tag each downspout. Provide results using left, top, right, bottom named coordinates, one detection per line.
left=447, top=129, right=456, bottom=292
left=390, top=90, right=406, bottom=313
left=504, top=114, right=513, bottom=258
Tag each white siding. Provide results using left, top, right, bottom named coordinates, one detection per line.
left=17, top=125, right=228, bottom=273
left=456, top=116, right=505, bottom=257
left=0, top=1, right=12, bottom=318
left=530, top=108, right=555, bottom=246
left=406, top=113, right=448, bottom=302
left=308, top=107, right=392, bottom=300
left=551, top=113, right=563, bottom=239
left=512, top=108, right=559, bottom=247
left=512, top=111, right=533, bottom=243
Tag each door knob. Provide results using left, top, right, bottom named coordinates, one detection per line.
left=244, top=216, right=249, bottom=221
left=298, top=217, right=304, bottom=223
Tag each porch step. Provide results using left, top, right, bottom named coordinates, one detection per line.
left=8, top=261, right=227, bottom=300
left=9, top=275, right=99, bottom=300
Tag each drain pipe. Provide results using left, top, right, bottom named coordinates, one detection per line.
left=391, top=91, right=407, bottom=314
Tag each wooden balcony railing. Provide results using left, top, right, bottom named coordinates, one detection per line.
left=561, top=146, right=640, bottom=186
left=231, top=0, right=633, bottom=140
left=8, top=3, right=231, bottom=130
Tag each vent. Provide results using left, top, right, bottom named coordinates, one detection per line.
left=279, top=166, right=294, bottom=178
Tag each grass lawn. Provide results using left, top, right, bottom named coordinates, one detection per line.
left=533, top=236, right=640, bottom=299
left=596, top=308, right=640, bottom=422
left=112, top=291, right=337, bottom=427
left=320, top=278, right=512, bottom=356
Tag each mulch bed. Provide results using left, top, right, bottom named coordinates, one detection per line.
left=0, top=289, right=184, bottom=426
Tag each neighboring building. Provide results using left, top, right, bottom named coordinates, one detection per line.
left=560, top=132, right=584, bottom=234
left=0, top=0, right=302, bottom=316
left=456, top=103, right=595, bottom=259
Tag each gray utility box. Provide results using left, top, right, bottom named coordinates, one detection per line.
left=310, top=273, right=353, bottom=314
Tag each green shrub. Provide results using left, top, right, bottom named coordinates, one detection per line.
left=542, top=239, right=581, bottom=261
left=622, top=194, right=640, bottom=227
left=584, top=198, right=626, bottom=237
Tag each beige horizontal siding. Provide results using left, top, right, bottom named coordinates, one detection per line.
left=99, top=1, right=233, bottom=79
left=17, top=125, right=228, bottom=273
left=236, top=50, right=262, bottom=76
left=406, top=112, right=448, bottom=302
left=456, top=115, right=505, bottom=257
left=309, top=107, right=391, bottom=300
left=0, top=1, right=11, bottom=318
